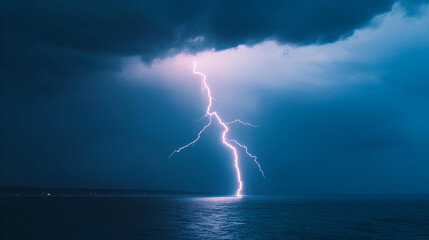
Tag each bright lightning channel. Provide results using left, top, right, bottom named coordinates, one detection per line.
left=169, top=61, right=264, bottom=196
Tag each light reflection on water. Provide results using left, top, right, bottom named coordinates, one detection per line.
left=179, top=196, right=247, bottom=239
left=193, top=196, right=243, bottom=202
left=168, top=195, right=429, bottom=240
left=2, top=195, right=429, bottom=240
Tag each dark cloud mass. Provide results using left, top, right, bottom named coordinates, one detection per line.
left=2, top=0, right=422, bottom=78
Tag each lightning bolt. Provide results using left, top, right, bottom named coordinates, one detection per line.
left=230, top=140, right=265, bottom=178
left=169, top=61, right=264, bottom=196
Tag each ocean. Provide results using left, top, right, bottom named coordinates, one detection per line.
left=1, top=195, right=429, bottom=239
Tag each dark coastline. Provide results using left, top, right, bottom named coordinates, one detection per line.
left=0, top=186, right=214, bottom=197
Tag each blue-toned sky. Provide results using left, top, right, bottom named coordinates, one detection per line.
left=1, top=0, right=428, bottom=195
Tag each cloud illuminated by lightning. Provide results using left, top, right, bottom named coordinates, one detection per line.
left=169, top=61, right=264, bottom=196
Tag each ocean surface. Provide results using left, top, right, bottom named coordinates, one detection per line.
left=1, top=195, right=429, bottom=239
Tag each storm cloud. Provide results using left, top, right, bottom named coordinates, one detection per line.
left=2, top=0, right=425, bottom=79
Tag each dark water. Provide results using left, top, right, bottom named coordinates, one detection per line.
left=1, top=195, right=429, bottom=239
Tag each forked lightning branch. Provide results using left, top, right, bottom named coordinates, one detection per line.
left=169, top=61, right=264, bottom=196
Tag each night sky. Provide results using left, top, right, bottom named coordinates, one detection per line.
left=1, top=0, right=429, bottom=195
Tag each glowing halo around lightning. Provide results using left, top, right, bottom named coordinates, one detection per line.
left=169, top=61, right=264, bottom=197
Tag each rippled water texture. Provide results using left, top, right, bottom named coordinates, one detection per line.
left=1, top=195, right=429, bottom=239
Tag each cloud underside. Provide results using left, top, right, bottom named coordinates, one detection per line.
left=2, top=0, right=426, bottom=79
